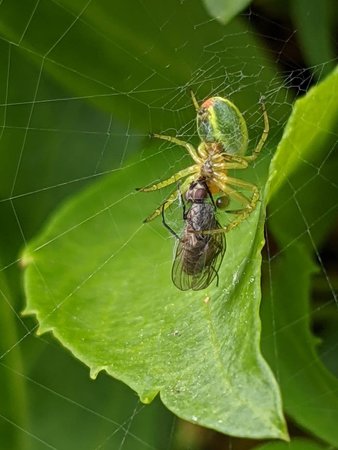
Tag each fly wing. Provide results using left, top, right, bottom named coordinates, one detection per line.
left=171, top=239, right=195, bottom=291
left=171, top=221, right=226, bottom=291
left=191, top=225, right=226, bottom=291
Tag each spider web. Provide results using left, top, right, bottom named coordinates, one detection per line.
left=0, top=1, right=337, bottom=449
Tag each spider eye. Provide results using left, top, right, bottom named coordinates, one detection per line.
left=216, top=195, right=230, bottom=210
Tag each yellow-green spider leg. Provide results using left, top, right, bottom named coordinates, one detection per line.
left=143, top=175, right=195, bottom=222
left=197, top=143, right=208, bottom=160
left=199, top=178, right=259, bottom=235
left=226, top=176, right=260, bottom=209
left=137, top=164, right=199, bottom=193
left=222, top=153, right=250, bottom=168
left=213, top=176, right=252, bottom=207
left=190, top=91, right=200, bottom=111
left=244, top=99, right=269, bottom=162
left=153, top=133, right=201, bottom=164
left=213, top=159, right=248, bottom=170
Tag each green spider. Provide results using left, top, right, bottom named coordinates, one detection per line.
left=138, top=92, right=269, bottom=234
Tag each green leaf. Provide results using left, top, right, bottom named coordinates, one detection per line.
left=266, top=66, right=338, bottom=201
left=202, top=0, right=252, bottom=25
left=261, top=244, right=338, bottom=447
left=291, top=0, right=336, bottom=78
left=268, top=149, right=338, bottom=250
left=22, top=143, right=287, bottom=439
left=261, top=67, right=338, bottom=446
left=0, top=268, right=28, bottom=450
left=255, top=437, right=329, bottom=450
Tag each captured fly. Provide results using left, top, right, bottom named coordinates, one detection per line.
left=162, top=179, right=226, bottom=291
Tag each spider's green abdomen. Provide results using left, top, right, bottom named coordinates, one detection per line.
left=197, top=97, right=248, bottom=156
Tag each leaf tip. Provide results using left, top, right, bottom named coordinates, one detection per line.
left=90, top=366, right=105, bottom=380
left=21, top=306, right=36, bottom=317
left=139, top=389, right=158, bottom=404
left=36, top=323, right=54, bottom=335
left=272, top=414, right=289, bottom=442
left=21, top=307, right=54, bottom=336
left=89, top=367, right=99, bottom=380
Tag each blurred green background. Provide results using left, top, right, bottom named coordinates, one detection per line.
left=0, top=0, right=337, bottom=449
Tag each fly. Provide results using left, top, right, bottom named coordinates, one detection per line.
left=162, top=179, right=226, bottom=291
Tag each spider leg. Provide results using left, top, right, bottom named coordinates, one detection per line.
left=137, top=165, right=198, bottom=192
left=213, top=159, right=248, bottom=170
left=143, top=176, right=195, bottom=222
left=214, top=176, right=253, bottom=206
left=177, top=183, right=188, bottom=220
left=243, top=99, right=269, bottom=162
left=201, top=177, right=260, bottom=235
left=204, top=181, right=217, bottom=209
left=190, top=91, right=200, bottom=111
left=161, top=204, right=180, bottom=240
left=153, top=133, right=201, bottom=163
left=226, top=176, right=260, bottom=208
left=223, top=208, right=252, bottom=214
